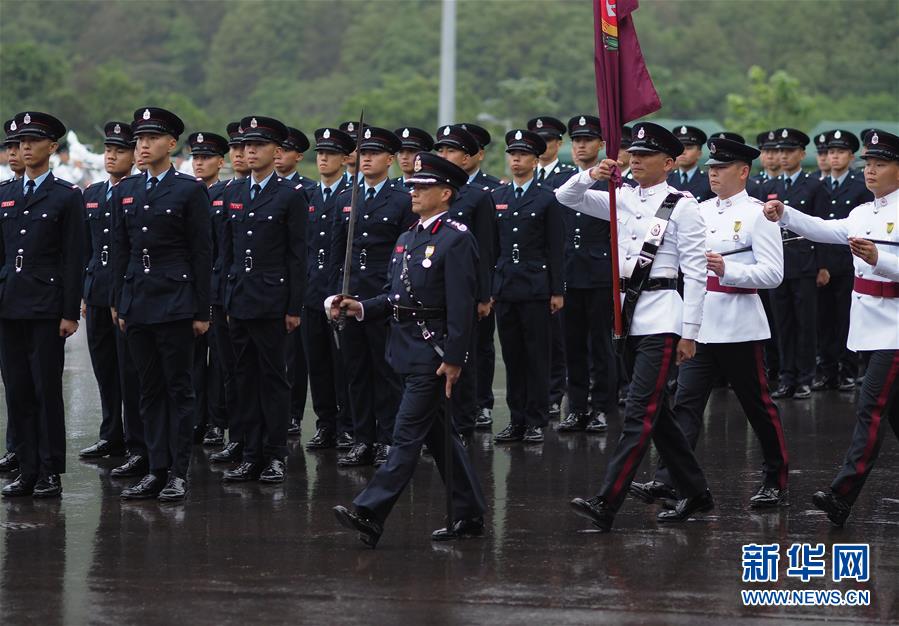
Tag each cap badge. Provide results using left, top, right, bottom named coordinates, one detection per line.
left=579, top=116, right=586, bottom=126
left=413, top=155, right=422, bottom=172
left=819, top=134, right=826, bottom=143
left=637, top=127, right=645, bottom=139
left=536, top=119, right=544, bottom=128
left=514, top=130, right=523, bottom=140
left=710, top=143, right=717, bottom=153
left=143, top=109, right=151, bottom=120
left=323, top=129, right=331, bottom=139
left=9, top=121, right=16, bottom=131
left=768, top=131, right=775, bottom=140
left=113, top=124, right=121, bottom=134
left=871, top=133, right=879, bottom=145
left=719, top=133, right=725, bottom=139
left=834, top=130, right=842, bottom=139
left=781, top=129, right=789, bottom=138
left=679, top=126, right=687, bottom=134
left=347, top=122, right=355, bottom=132
left=443, top=126, right=451, bottom=136
left=364, top=128, right=372, bottom=139
left=402, top=128, right=410, bottom=138
left=197, top=133, right=204, bottom=143
left=250, top=118, right=258, bottom=129
left=23, top=113, right=32, bottom=125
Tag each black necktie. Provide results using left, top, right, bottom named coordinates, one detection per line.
left=831, top=179, right=839, bottom=192
left=251, top=183, right=261, bottom=201
left=416, top=223, right=424, bottom=233
left=147, top=176, right=158, bottom=192
left=323, top=186, right=332, bottom=202
left=515, top=186, right=524, bottom=200
left=537, top=169, right=545, bottom=182
left=681, top=172, right=688, bottom=186
left=24, top=180, right=35, bottom=198
left=784, top=177, right=792, bottom=191
left=366, top=188, right=376, bottom=203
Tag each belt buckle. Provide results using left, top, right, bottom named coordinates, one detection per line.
left=418, top=320, right=432, bottom=340
left=512, top=247, right=520, bottom=264
left=14, top=255, right=23, bottom=272
left=573, top=234, right=581, bottom=249
left=142, top=254, right=151, bottom=270
left=244, top=256, right=253, bottom=272
left=100, top=250, right=108, bottom=266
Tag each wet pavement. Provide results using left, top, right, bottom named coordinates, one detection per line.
left=0, top=331, right=897, bottom=625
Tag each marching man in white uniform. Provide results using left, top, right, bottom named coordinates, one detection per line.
left=764, top=129, right=899, bottom=527
left=629, top=136, right=790, bottom=510
left=558, top=122, right=713, bottom=532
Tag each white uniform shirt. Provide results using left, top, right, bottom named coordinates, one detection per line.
left=556, top=170, right=706, bottom=339
left=698, top=190, right=783, bottom=344
left=779, top=188, right=899, bottom=350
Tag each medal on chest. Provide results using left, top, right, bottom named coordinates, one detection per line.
left=422, top=245, right=435, bottom=268
left=733, top=220, right=742, bottom=241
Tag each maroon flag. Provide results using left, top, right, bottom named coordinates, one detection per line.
left=593, top=0, right=661, bottom=336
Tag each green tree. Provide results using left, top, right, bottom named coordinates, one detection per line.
left=725, top=66, right=814, bottom=138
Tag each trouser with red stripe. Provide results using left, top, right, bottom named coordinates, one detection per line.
left=598, top=334, right=708, bottom=510
left=654, top=341, right=789, bottom=490
left=830, top=349, right=899, bottom=505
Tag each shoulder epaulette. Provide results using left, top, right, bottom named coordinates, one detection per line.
left=444, top=217, right=468, bottom=232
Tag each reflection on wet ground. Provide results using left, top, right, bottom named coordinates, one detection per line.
left=0, top=332, right=896, bottom=624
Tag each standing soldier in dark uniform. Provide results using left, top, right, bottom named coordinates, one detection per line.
left=393, top=127, right=434, bottom=192
left=277, top=126, right=313, bottom=438
left=79, top=122, right=137, bottom=463
left=208, top=123, right=248, bottom=464
left=338, top=121, right=367, bottom=186
left=114, top=107, right=211, bottom=502
left=555, top=115, right=615, bottom=433
left=763, top=129, right=899, bottom=526
left=491, top=129, right=565, bottom=444
left=186, top=131, right=229, bottom=448
left=460, top=123, right=502, bottom=189
left=433, top=124, right=497, bottom=440
left=220, top=116, right=306, bottom=484
left=814, top=130, right=872, bottom=391
left=814, top=133, right=830, bottom=180
left=331, top=153, right=486, bottom=547
left=0, top=112, right=82, bottom=498
left=667, top=125, right=713, bottom=203
left=749, top=131, right=781, bottom=200
left=331, top=127, right=414, bottom=467
left=763, top=128, right=828, bottom=399
left=560, top=122, right=712, bottom=532
left=303, top=128, right=354, bottom=450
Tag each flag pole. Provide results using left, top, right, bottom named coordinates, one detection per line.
left=608, top=180, right=623, bottom=338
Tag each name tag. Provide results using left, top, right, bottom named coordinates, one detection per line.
left=122, top=197, right=134, bottom=205
left=395, top=245, right=405, bottom=253
left=212, top=200, right=223, bottom=207
left=309, top=205, right=316, bottom=213
left=86, top=202, right=99, bottom=209
left=496, top=204, right=508, bottom=211
left=767, top=194, right=778, bottom=200
left=342, top=206, right=352, bottom=213
left=1, top=200, right=16, bottom=208
left=230, top=202, right=243, bottom=210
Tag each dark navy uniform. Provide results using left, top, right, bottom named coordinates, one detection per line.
left=492, top=131, right=565, bottom=436
left=113, top=110, right=212, bottom=494
left=221, top=117, right=307, bottom=479
left=0, top=113, right=83, bottom=494
left=330, top=128, right=415, bottom=457
left=815, top=130, right=873, bottom=388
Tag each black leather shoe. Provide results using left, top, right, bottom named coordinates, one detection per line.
left=306, top=427, right=336, bottom=450
left=33, top=474, right=63, bottom=498
left=585, top=412, right=608, bottom=433
left=110, top=454, right=148, bottom=478
left=629, top=480, right=678, bottom=504
left=287, top=418, right=301, bottom=437
left=202, top=426, right=225, bottom=446
left=493, top=424, right=526, bottom=443
left=259, top=459, right=286, bottom=483
left=523, top=426, right=544, bottom=443
left=657, top=489, right=714, bottom=522
left=557, top=412, right=588, bottom=432
left=210, top=442, right=243, bottom=463
left=121, top=474, right=165, bottom=500
left=548, top=402, right=562, bottom=420
left=794, top=385, right=811, bottom=399
left=812, top=490, right=851, bottom=527
left=338, top=443, right=374, bottom=467
left=79, top=439, right=126, bottom=458
left=432, top=517, right=485, bottom=541
left=373, top=444, right=390, bottom=467
left=749, top=484, right=789, bottom=508
left=838, top=377, right=856, bottom=391
left=771, top=385, right=795, bottom=399
left=336, top=432, right=354, bottom=450
left=475, top=408, right=493, bottom=430
left=811, top=377, right=838, bottom=391
left=0, top=452, right=19, bottom=473
left=222, top=462, right=263, bottom=482
left=1, top=475, right=36, bottom=497
left=333, top=505, right=383, bottom=548
left=569, top=495, right=615, bottom=532
left=158, top=476, right=187, bottom=502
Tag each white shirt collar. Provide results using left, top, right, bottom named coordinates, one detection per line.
left=418, top=210, right=447, bottom=229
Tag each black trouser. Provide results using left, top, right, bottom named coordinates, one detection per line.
left=549, top=312, right=567, bottom=406
left=771, top=276, right=817, bottom=387
left=229, top=317, right=290, bottom=463
left=205, top=311, right=227, bottom=430
left=191, top=334, right=209, bottom=431
left=598, top=334, right=708, bottom=511
left=495, top=300, right=550, bottom=428
left=86, top=305, right=124, bottom=446
left=340, top=318, right=402, bottom=446
left=452, top=309, right=479, bottom=436
left=301, top=306, right=350, bottom=434
left=212, top=305, right=240, bottom=441
left=0, top=319, right=66, bottom=479
left=476, top=310, right=496, bottom=410
left=759, top=289, right=780, bottom=380
left=286, top=324, right=308, bottom=422
left=817, top=272, right=855, bottom=380
left=353, top=373, right=486, bottom=524
left=654, top=341, right=789, bottom=490
left=116, top=322, right=145, bottom=456
left=564, top=286, right=616, bottom=414
left=125, top=320, right=195, bottom=478
left=830, top=349, right=899, bottom=505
